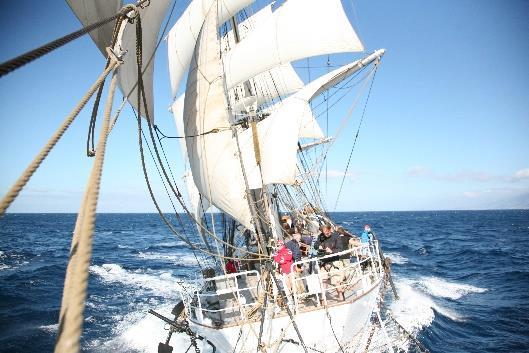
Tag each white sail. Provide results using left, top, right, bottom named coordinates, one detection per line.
left=183, top=170, right=211, bottom=235
left=66, top=0, right=123, bottom=56
left=257, top=57, right=381, bottom=185
left=299, top=107, right=325, bottom=139
left=172, top=96, right=212, bottom=238
left=223, top=0, right=364, bottom=90
left=230, top=63, right=304, bottom=113
left=184, top=3, right=254, bottom=229
left=171, top=95, right=189, bottom=164
left=167, top=0, right=255, bottom=98
left=118, top=0, right=170, bottom=121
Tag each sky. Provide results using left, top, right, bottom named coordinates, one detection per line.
left=0, top=0, right=528, bottom=213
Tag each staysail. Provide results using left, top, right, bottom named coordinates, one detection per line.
left=118, top=0, right=170, bottom=120
left=67, top=0, right=170, bottom=121
left=66, top=0, right=123, bottom=56
left=256, top=51, right=385, bottom=185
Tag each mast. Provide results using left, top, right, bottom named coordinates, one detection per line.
left=227, top=12, right=276, bottom=257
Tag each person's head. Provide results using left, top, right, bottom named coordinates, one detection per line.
left=321, top=224, right=332, bottom=237
left=364, top=224, right=371, bottom=232
left=292, top=233, right=301, bottom=242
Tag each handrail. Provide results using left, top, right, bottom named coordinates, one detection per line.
left=190, top=270, right=262, bottom=323
left=187, top=242, right=384, bottom=324
left=288, top=241, right=383, bottom=310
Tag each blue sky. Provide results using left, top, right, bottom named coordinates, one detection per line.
left=0, top=0, right=528, bottom=213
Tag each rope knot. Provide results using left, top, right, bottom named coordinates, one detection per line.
left=121, top=4, right=139, bottom=23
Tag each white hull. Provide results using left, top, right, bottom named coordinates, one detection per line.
left=191, top=279, right=382, bottom=353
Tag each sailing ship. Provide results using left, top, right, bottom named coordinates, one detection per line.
left=0, top=0, right=426, bottom=352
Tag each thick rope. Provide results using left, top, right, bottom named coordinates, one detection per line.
left=0, top=1, right=150, bottom=78
left=0, top=61, right=118, bottom=216
left=86, top=15, right=125, bottom=157
left=54, top=67, right=119, bottom=353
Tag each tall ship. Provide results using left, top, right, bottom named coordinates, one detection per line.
left=0, top=0, right=427, bottom=352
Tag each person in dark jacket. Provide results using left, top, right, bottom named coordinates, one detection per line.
left=285, top=233, right=303, bottom=263
left=314, top=224, right=342, bottom=262
left=314, top=224, right=345, bottom=300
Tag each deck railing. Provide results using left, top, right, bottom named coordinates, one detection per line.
left=189, top=270, right=262, bottom=324
left=187, top=241, right=384, bottom=325
left=288, top=241, right=384, bottom=311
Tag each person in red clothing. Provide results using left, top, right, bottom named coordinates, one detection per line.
left=273, top=239, right=294, bottom=295
left=225, top=259, right=238, bottom=274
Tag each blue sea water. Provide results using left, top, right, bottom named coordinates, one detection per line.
left=1, top=210, right=528, bottom=353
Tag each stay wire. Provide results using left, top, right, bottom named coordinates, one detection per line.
left=333, top=66, right=379, bottom=211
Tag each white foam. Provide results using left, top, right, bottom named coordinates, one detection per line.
left=391, top=278, right=464, bottom=331
left=418, top=276, right=488, bottom=300
left=390, top=279, right=436, bottom=334
left=385, top=252, right=409, bottom=265
left=40, top=323, right=59, bottom=334
left=0, top=251, right=28, bottom=271
left=157, top=241, right=187, bottom=248
left=89, top=264, right=190, bottom=298
left=137, top=252, right=213, bottom=268
left=86, top=304, right=192, bottom=353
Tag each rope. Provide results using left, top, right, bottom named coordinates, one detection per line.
left=324, top=308, right=345, bottom=353
left=0, top=61, right=118, bottom=216
left=108, top=98, right=128, bottom=134
left=268, top=268, right=309, bottom=353
left=154, top=124, right=231, bottom=140
left=86, top=14, right=126, bottom=157
left=0, top=2, right=147, bottom=78
left=333, top=65, right=379, bottom=211
left=54, top=65, right=120, bottom=353
left=137, top=14, right=259, bottom=257
left=131, top=16, right=265, bottom=261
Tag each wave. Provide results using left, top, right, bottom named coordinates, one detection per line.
left=86, top=304, right=192, bottom=353
left=89, top=264, right=192, bottom=298
left=136, top=252, right=208, bottom=267
left=156, top=241, right=187, bottom=248
left=385, top=252, right=409, bottom=265
left=417, top=276, right=488, bottom=300
left=0, top=250, right=29, bottom=271
left=39, top=323, right=59, bottom=334
left=391, top=278, right=465, bottom=328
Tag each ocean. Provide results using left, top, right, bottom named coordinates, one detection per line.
left=0, top=210, right=528, bottom=352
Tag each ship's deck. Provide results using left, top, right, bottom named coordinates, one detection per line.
left=188, top=244, right=384, bottom=329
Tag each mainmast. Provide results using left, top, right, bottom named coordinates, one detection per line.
left=227, top=13, right=275, bottom=257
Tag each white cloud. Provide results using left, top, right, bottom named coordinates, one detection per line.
left=513, top=168, right=529, bottom=181
left=463, top=191, right=480, bottom=198
left=407, top=166, right=431, bottom=177
left=409, top=166, right=529, bottom=184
